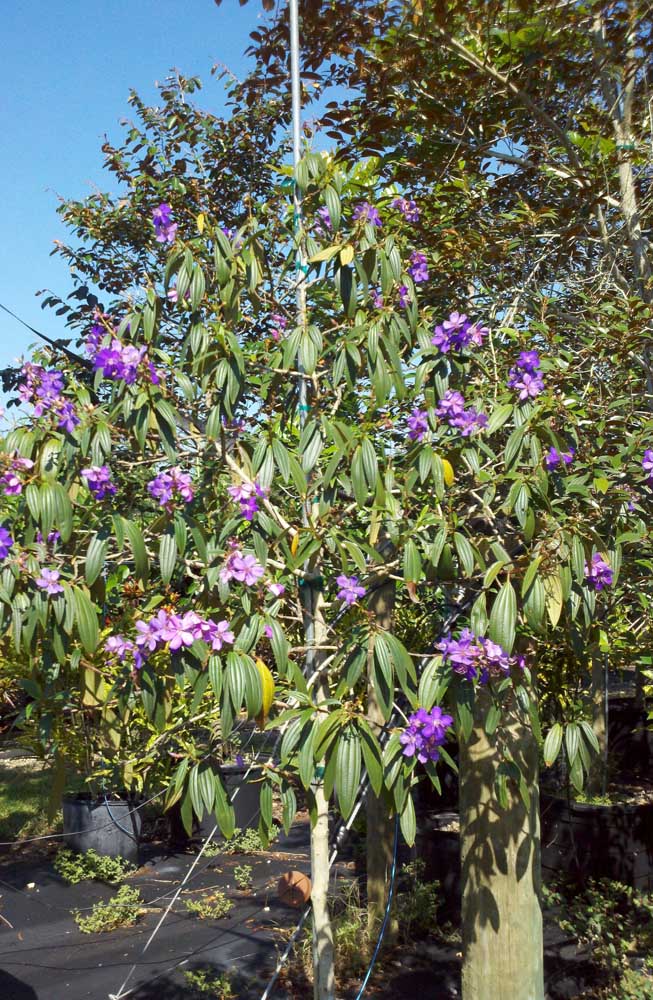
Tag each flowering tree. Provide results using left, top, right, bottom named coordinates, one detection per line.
left=3, top=59, right=652, bottom=1000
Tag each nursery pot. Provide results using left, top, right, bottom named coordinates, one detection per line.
left=198, top=763, right=263, bottom=837
left=541, top=793, right=653, bottom=889
left=62, top=793, right=142, bottom=863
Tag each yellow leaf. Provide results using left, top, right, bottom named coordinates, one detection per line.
left=442, top=459, right=455, bottom=488
left=339, top=244, right=355, bottom=265
left=255, top=657, right=275, bottom=729
left=291, top=531, right=300, bottom=556
left=196, top=212, right=205, bottom=234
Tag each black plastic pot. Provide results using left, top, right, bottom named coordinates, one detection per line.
left=62, top=794, right=142, bottom=863
left=167, top=764, right=264, bottom=846
left=414, top=811, right=461, bottom=920
left=541, top=793, right=653, bottom=889
left=198, top=763, right=263, bottom=838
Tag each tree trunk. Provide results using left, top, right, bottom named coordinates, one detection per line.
left=304, top=582, right=335, bottom=1000
left=459, top=689, right=544, bottom=1000
left=366, top=565, right=397, bottom=944
left=587, top=655, right=608, bottom=796
left=310, top=718, right=336, bottom=1000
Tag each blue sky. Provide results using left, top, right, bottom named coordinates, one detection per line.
left=0, top=0, right=265, bottom=372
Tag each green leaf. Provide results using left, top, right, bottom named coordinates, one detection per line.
left=453, top=532, right=475, bottom=576
left=579, top=719, right=600, bottom=755
left=214, top=776, right=235, bottom=839
left=122, top=518, right=149, bottom=583
left=488, top=581, right=517, bottom=653
left=524, top=576, right=546, bottom=631
left=159, top=533, right=177, bottom=585
left=565, top=722, right=580, bottom=767
left=399, top=793, right=416, bottom=846
left=418, top=657, right=448, bottom=710
left=281, top=786, right=297, bottom=834
left=485, top=703, right=501, bottom=736
left=521, top=557, right=542, bottom=597
left=298, top=721, right=317, bottom=789
left=336, top=727, right=362, bottom=819
left=72, top=587, right=99, bottom=653
left=543, top=723, right=563, bottom=766
left=403, top=539, right=422, bottom=583
left=358, top=722, right=383, bottom=796
left=85, top=534, right=107, bottom=587
left=260, top=781, right=273, bottom=828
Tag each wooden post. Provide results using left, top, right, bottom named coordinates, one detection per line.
left=366, top=568, right=397, bottom=943
left=459, top=689, right=544, bottom=1000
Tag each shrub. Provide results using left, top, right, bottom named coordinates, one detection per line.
left=73, top=885, right=142, bottom=934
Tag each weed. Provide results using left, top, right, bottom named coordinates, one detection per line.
left=73, top=885, right=142, bottom=934
left=234, top=864, right=253, bottom=890
left=544, top=877, right=653, bottom=996
left=394, top=859, right=440, bottom=940
left=183, top=968, right=235, bottom=998
left=223, top=827, right=267, bottom=854
left=54, top=847, right=135, bottom=884
left=185, top=890, right=234, bottom=920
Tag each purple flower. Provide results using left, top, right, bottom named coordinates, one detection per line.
left=267, top=582, right=286, bottom=597
left=436, top=391, right=487, bottom=437
left=437, top=629, right=519, bottom=683
left=148, top=468, right=194, bottom=509
left=516, top=350, right=541, bottom=373
left=35, top=568, right=63, bottom=595
left=91, top=337, right=156, bottom=385
left=17, top=365, right=77, bottom=431
left=431, top=311, right=487, bottom=353
left=270, top=314, right=288, bottom=342
left=642, top=449, right=653, bottom=482
left=82, top=465, right=116, bottom=500
left=400, top=705, right=453, bottom=764
left=105, top=634, right=144, bottom=671
left=508, top=350, right=544, bottom=401
left=391, top=196, right=420, bottom=222
left=315, top=206, right=332, bottom=235
left=203, top=618, right=235, bottom=651
left=407, top=407, right=429, bottom=442
left=336, top=574, right=365, bottom=606
left=152, top=203, right=178, bottom=244
left=264, top=624, right=274, bottom=639
left=408, top=251, right=429, bottom=284
left=397, top=285, right=410, bottom=309
left=545, top=447, right=575, bottom=471
left=227, top=480, right=266, bottom=521
left=435, top=389, right=466, bottom=420
left=0, top=526, right=13, bottom=560
left=0, top=457, right=33, bottom=496
left=510, top=371, right=545, bottom=400
left=352, top=202, right=381, bottom=227
left=158, top=611, right=199, bottom=651
left=585, top=553, right=613, bottom=591
left=86, top=316, right=107, bottom=355
left=371, top=288, right=384, bottom=308
left=220, top=548, right=265, bottom=587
